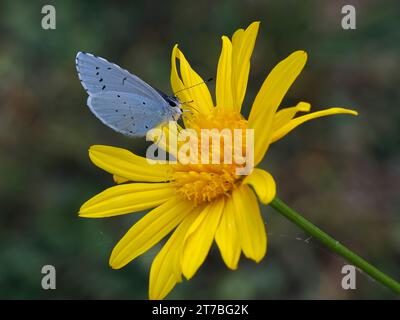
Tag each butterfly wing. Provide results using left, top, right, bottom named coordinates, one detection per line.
left=76, top=52, right=164, bottom=100
left=87, top=91, right=169, bottom=137
left=75, top=52, right=172, bottom=136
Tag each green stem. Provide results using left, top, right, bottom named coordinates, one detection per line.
left=270, top=197, right=400, bottom=294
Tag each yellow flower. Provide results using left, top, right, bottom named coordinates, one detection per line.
left=79, top=21, right=357, bottom=299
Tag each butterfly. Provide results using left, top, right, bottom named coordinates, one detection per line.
left=75, top=52, right=183, bottom=137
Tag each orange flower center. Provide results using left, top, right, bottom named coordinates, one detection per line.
left=173, top=109, right=251, bottom=205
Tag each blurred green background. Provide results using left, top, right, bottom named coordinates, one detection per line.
left=0, top=0, right=399, bottom=299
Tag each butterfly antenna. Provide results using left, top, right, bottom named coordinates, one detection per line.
left=181, top=101, right=201, bottom=115
left=181, top=99, right=194, bottom=105
left=174, top=77, right=213, bottom=96
left=181, top=99, right=197, bottom=112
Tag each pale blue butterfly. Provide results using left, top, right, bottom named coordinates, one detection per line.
left=75, top=52, right=182, bottom=137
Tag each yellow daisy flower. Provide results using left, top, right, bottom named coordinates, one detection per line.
left=79, top=21, right=357, bottom=299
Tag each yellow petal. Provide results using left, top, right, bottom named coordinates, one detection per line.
left=150, top=268, right=177, bottom=301
left=170, top=44, right=193, bottom=128
left=170, top=45, right=214, bottom=115
left=248, top=51, right=307, bottom=165
left=149, top=210, right=199, bottom=300
left=113, top=175, right=129, bottom=184
left=215, top=197, right=241, bottom=269
left=232, top=185, right=267, bottom=262
left=170, top=44, right=187, bottom=99
left=231, top=21, right=260, bottom=111
left=216, top=36, right=234, bottom=111
left=271, top=108, right=358, bottom=143
left=273, top=102, right=311, bottom=130
left=181, top=198, right=224, bottom=279
left=79, top=183, right=176, bottom=218
left=109, top=196, right=193, bottom=269
left=231, top=28, right=244, bottom=52
left=243, top=168, right=276, bottom=204
left=89, top=145, right=173, bottom=182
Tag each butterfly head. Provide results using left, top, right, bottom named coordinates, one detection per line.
left=165, top=95, right=183, bottom=121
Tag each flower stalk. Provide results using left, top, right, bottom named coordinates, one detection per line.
left=270, top=197, right=400, bottom=294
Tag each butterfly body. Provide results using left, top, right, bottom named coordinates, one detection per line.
left=75, top=52, right=182, bottom=137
